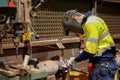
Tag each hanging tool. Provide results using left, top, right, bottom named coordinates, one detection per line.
left=30, top=0, right=45, bottom=18
left=13, top=36, right=20, bottom=61
left=29, top=23, right=40, bottom=39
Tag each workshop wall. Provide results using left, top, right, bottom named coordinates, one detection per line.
left=97, top=1, right=120, bottom=49
left=31, top=0, right=90, bottom=40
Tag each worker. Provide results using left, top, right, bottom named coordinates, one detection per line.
left=62, top=9, right=117, bottom=80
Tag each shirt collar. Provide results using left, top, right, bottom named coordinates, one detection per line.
left=81, top=11, right=92, bottom=24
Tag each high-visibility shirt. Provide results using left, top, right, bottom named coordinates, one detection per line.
left=82, top=16, right=115, bottom=56
left=74, top=13, right=116, bottom=63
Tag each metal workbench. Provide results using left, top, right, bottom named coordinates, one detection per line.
left=0, top=70, right=48, bottom=80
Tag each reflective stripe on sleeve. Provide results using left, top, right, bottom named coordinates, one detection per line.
left=99, top=30, right=109, bottom=40
left=86, top=30, right=109, bottom=43
left=86, top=37, right=98, bottom=43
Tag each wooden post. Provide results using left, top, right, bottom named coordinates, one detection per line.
left=0, top=39, right=3, bottom=54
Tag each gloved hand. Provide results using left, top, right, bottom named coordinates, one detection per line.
left=68, top=57, right=76, bottom=68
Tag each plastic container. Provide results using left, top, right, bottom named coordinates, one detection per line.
left=67, top=71, right=88, bottom=80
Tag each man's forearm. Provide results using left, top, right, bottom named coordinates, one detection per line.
left=75, top=51, right=94, bottom=62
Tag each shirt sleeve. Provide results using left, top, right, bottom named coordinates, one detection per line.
left=74, top=50, right=94, bottom=62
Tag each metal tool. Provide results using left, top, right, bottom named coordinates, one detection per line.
left=30, top=0, right=45, bottom=18
left=13, top=36, right=20, bottom=61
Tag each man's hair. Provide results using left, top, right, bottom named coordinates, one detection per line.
left=63, top=9, right=83, bottom=18
left=72, top=12, right=83, bottom=17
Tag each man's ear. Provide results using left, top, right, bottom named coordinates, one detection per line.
left=74, top=16, right=80, bottom=23
left=72, top=16, right=79, bottom=23
left=75, top=16, right=83, bottom=24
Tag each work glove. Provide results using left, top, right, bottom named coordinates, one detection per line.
left=59, top=59, right=67, bottom=68
left=68, top=57, right=76, bottom=68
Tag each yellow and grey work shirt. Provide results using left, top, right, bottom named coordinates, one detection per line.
left=82, top=16, right=115, bottom=57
